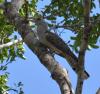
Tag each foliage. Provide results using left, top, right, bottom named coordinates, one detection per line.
left=0, top=73, right=9, bottom=94
left=0, top=0, right=38, bottom=93
left=0, top=3, right=26, bottom=63
left=0, top=73, right=24, bottom=94
left=0, top=59, right=24, bottom=94
left=42, top=0, right=100, bottom=52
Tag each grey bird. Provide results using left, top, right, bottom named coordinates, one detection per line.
left=32, top=17, right=89, bottom=80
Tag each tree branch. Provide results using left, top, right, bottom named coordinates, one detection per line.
left=96, top=88, right=100, bottom=94
left=0, top=38, right=22, bottom=49
left=36, top=46, right=74, bottom=94
left=76, top=0, right=92, bottom=94
left=54, top=18, right=100, bottom=33
left=78, top=0, right=91, bottom=65
left=75, top=77, right=83, bottom=94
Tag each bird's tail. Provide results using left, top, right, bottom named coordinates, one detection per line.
left=58, top=52, right=89, bottom=80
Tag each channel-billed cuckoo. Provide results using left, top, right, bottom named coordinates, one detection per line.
left=32, top=16, right=89, bottom=80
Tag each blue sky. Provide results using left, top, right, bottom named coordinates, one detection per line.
left=6, top=0, right=100, bottom=94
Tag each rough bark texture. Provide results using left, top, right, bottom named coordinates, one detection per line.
left=36, top=47, right=74, bottom=94
left=1, top=1, right=73, bottom=94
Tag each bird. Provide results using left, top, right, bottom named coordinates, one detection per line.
left=32, top=16, right=89, bottom=80
left=11, top=0, right=25, bottom=11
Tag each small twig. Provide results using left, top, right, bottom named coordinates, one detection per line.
left=0, top=38, right=22, bottom=49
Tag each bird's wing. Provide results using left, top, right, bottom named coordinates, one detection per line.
left=45, top=32, right=69, bottom=52
left=45, top=31, right=77, bottom=60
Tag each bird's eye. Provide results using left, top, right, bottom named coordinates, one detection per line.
left=37, top=18, right=41, bottom=20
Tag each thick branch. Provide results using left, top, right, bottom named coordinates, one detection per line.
left=36, top=46, right=74, bottom=94
left=2, top=1, right=74, bottom=94
left=0, top=38, right=22, bottom=49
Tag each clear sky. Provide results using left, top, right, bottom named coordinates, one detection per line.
left=7, top=0, right=100, bottom=94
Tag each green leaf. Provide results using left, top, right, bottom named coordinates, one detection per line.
left=90, top=44, right=99, bottom=49
left=70, top=36, right=77, bottom=40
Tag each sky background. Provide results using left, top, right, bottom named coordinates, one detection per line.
left=5, top=0, right=100, bottom=94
